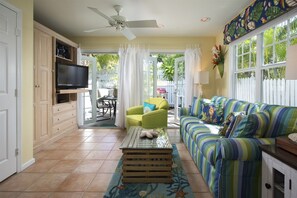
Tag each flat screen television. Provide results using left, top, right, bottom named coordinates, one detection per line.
left=56, top=63, right=88, bottom=89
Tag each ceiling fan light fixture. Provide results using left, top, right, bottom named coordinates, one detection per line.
left=201, top=17, right=211, bottom=22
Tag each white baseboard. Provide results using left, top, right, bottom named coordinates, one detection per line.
left=21, top=158, right=35, bottom=171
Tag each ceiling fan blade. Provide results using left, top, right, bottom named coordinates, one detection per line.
left=88, top=7, right=115, bottom=23
left=121, top=28, right=136, bottom=40
left=126, top=20, right=159, bottom=28
left=84, top=26, right=113, bottom=33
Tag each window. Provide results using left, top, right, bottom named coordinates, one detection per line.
left=233, top=14, right=297, bottom=106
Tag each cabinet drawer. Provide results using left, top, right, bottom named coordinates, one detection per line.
left=53, top=101, right=76, bottom=114
left=53, top=118, right=76, bottom=134
left=53, top=110, right=76, bottom=125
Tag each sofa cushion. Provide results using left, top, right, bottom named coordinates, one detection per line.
left=263, top=105, right=297, bottom=137
left=180, top=116, right=203, bottom=132
left=211, top=96, right=228, bottom=107
left=219, top=111, right=245, bottom=136
left=190, top=97, right=211, bottom=117
left=223, top=99, right=250, bottom=120
left=187, top=123, right=221, bottom=141
left=229, top=111, right=270, bottom=138
left=225, top=113, right=246, bottom=138
left=199, top=101, right=224, bottom=125
left=247, top=103, right=268, bottom=114
left=195, top=133, right=221, bottom=166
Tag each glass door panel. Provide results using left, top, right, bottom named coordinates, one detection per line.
left=174, top=57, right=185, bottom=121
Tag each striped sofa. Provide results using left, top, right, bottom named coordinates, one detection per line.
left=180, top=96, right=297, bottom=198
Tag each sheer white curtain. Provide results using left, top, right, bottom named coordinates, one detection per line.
left=115, top=45, right=150, bottom=128
left=184, top=47, right=202, bottom=107
left=76, top=47, right=84, bottom=126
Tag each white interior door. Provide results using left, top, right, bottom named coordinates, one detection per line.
left=174, top=57, right=185, bottom=121
left=0, top=3, right=17, bottom=182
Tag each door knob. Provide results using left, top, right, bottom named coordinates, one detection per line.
left=265, top=183, right=271, bottom=189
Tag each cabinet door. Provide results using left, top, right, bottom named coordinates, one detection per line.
left=34, top=28, right=52, bottom=144
left=262, top=152, right=273, bottom=198
left=290, top=169, right=297, bottom=198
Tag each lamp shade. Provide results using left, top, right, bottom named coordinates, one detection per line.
left=194, top=71, right=209, bottom=84
left=286, top=44, right=297, bottom=80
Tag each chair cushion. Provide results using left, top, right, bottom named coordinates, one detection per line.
left=126, top=115, right=142, bottom=127
left=229, top=111, right=270, bottom=138
left=145, top=98, right=169, bottom=110
left=143, top=102, right=156, bottom=114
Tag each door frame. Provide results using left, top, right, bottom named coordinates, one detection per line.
left=0, top=0, right=23, bottom=172
left=174, top=57, right=185, bottom=121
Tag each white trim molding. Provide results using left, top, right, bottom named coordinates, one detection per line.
left=21, top=158, right=35, bottom=171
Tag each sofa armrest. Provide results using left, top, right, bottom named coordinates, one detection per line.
left=216, top=138, right=275, bottom=161
left=126, top=106, right=143, bottom=115
left=179, top=107, right=191, bottom=117
left=142, top=109, right=167, bottom=129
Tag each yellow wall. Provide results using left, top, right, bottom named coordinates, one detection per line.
left=72, top=36, right=217, bottom=98
left=6, top=0, right=34, bottom=165
left=215, top=32, right=230, bottom=97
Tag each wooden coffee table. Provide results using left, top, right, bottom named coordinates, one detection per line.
left=120, top=126, right=173, bottom=183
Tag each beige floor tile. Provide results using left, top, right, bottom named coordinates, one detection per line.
left=176, top=143, right=187, bottom=151
left=178, top=149, right=193, bottom=161
left=187, top=173, right=209, bottom=193
left=42, top=150, right=72, bottom=160
left=74, top=160, right=104, bottom=173
left=33, top=150, right=49, bottom=161
left=64, top=150, right=90, bottom=160
left=194, top=192, right=214, bottom=198
left=100, top=136, right=118, bottom=143
left=48, top=160, right=81, bottom=173
left=181, top=160, right=199, bottom=174
left=106, top=151, right=122, bottom=160
left=86, top=173, right=113, bottom=192
left=26, top=173, right=69, bottom=191
left=43, top=142, right=63, bottom=150
left=92, top=143, right=115, bottom=151
left=76, top=143, right=97, bottom=150
left=50, top=192, right=84, bottom=198
left=112, top=142, right=122, bottom=151
left=98, top=160, right=119, bottom=173
left=83, top=192, right=105, bottom=198
left=59, top=142, right=81, bottom=150
left=57, top=173, right=96, bottom=191
left=0, top=173, right=43, bottom=191
left=18, top=192, right=51, bottom=198
left=84, top=136, right=105, bottom=143
left=85, top=151, right=110, bottom=160
left=23, top=160, right=60, bottom=173
left=57, top=136, right=88, bottom=143
left=0, top=192, right=21, bottom=198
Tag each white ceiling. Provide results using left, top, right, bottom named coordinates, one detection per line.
left=34, top=0, right=252, bottom=38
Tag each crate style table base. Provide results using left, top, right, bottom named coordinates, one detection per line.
left=120, top=127, right=173, bottom=183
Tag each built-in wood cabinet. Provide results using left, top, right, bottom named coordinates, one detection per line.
left=261, top=145, right=297, bottom=198
left=33, top=25, right=53, bottom=147
left=33, top=21, right=79, bottom=153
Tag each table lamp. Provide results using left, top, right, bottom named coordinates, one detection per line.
left=286, top=44, right=297, bottom=80
left=194, top=71, right=209, bottom=97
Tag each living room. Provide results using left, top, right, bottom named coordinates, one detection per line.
left=1, top=0, right=297, bottom=197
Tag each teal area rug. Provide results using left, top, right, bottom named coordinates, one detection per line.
left=104, top=144, right=194, bottom=198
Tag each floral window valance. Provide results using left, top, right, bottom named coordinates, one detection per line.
left=224, top=0, right=297, bottom=44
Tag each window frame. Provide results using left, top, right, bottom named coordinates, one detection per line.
left=229, top=8, right=297, bottom=104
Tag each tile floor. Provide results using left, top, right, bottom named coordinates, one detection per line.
left=0, top=128, right=213, bottom=198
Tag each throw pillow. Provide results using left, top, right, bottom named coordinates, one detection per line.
left=143, top=102, right=156, bottom=114
left=225, top=113, right=246, bottom=138
left=219, top=111, right=245, bottom=136
left=230, top=111, right=270, bottom=138
left=199, top=101, right=224, bottom=125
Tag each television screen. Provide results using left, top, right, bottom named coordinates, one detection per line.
left=56, top=63, right=88, bottom=89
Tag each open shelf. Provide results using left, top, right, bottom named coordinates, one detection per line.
left=56, top=89, right=88, bottom=94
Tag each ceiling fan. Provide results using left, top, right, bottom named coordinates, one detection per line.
left=85, top=5, right=159, bottom=40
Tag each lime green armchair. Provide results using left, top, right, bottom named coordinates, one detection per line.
left=126, top=98, right=169, bottom=129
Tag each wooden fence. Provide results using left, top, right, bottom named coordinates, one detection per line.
left=236, top=77, right=297, bottom=106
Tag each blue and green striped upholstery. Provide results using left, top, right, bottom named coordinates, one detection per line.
left=223, top=99, right=250, bottom=120
left=229, top=111, right=270, bottom=138
left=262, top=105, right=297, bottom=137
left=180, top=95, right=295, bottom=198
left=179, top=107, right=190, bottom=117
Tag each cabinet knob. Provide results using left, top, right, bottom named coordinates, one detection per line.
left=265, top=183, right=271, bottom=189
